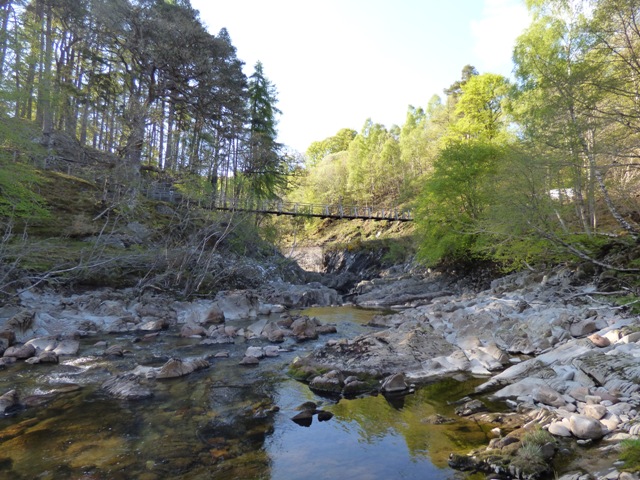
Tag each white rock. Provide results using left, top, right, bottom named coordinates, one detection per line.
left=603, top=329, right=621, bottom=343
left=53, top=339, right=79, bottom=356
left=245, top=346, right=265, bottom=359
left=600, top=417, right=620, bottom=432
left=569, top=414, right=605, bottom=440
left=584, top=404, right=607, bottom=420
left=619, top=331, right=640, bottom=344
left=548, top=421, right=572, bottom=437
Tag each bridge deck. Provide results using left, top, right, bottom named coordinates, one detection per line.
left=146, top=187, right=413, bottom=222
left=213, top=199, right=413, bottom=222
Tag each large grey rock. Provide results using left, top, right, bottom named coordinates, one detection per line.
left=381, top=373, right=408, bottom=393
left=309, top=370, right=344, bottom=395
left=245, top=346, right=265, bottom=359
left=261, top=321, right=287, bottom=342
left=569, top=414, right=605, bottom=439
left=180, top=324, right=206, bottom=337
left=156, top=358, right=209, bottom=379
left=302, top=319, right=457, bottom=377
left=261, top=282, right=341, bottom=308
left=583, top=404, right=607, bottom=420
left=3, top=343, right=36, bottom=359
left=291, top=316, right=319, bottom=341
left=533, top=385, right=566, bottom=408
left=203, top=305, right=224, bottom=325
left=570, top=320, right=597, bottom=338
left=490, top=377, right=548, bottom=400
left=215, top=291, right=259, bottom=320
left=26, top=336, right=58, bottom=353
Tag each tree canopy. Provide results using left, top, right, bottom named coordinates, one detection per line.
left=0, top=0, right=286, bottom=202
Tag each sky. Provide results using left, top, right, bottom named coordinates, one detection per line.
left=190, top=0, right=531, bottom=153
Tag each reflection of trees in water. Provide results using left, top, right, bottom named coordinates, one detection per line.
left=194, top=374, right=280, bottom=477
left=329, top=377, right=491, bottom=469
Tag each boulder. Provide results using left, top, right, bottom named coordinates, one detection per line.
left=3, top=343, right=36, bottom=359
left=215, top=291, right=259, bottom=320
left=263, top=346, right=281, bottom=358
left=455, top=399, right=487, bottom=416
left=619, top=331, right=640, bottom=344
left=53, top=339, right=79, bottom=356
left=533, top=386, right=566, bottom=408
left=6, top=310, right=36, bottom=335
left=0, top=389, right=19, bottom=414
left=26, top=336, right=58, bottom=353
left=569, top=414, right=605, bottom=439
left=317, top=410, right=334, bottom=422
left=583, top=403, right=607, bottom=420
left=291, top=410, right=314, bottom=427
left=25, top=351, right=58, bottom=364
left=156, top=358, right=209, bottom=379
left=262, top=321, right=287, bottom=343
left=588, top=333, right=610, bottom=348
left=204, top=305, right=225, bottom=325
left=245, top=346, right=265, bottom=359
left=138, top=318, right=168, bottom=332
left=381, top=373, right=408, bottom=393
left=291, top=316, right=319, bottom=341
left=343, top=379, right=371, bottom=396
left=309, top=370, right=344, bottom=395
left=570, top=320, right=597, bottom=338
left=180, top=324, right=206, bottom=337
left=105, top=345, right=128, bottom=358
left=548, top=421, right=572, bottom=437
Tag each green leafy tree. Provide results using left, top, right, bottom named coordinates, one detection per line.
left=450, top=73, right=511, bottom=143
left=416, top=141, right=504, bottom=265
left=513, top=0, right=640, bottom=246
left=305, top=128, right=356, bottom=167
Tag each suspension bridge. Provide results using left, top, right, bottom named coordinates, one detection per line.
left=147, top=186, right=413, bottom=222
left=213, top=198, right=414, bottom=222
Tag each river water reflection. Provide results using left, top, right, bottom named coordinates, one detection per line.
left=0, top=306, right=490, bottom=479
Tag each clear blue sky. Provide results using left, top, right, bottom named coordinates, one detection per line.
left=190, top=0, right=530, bottom=153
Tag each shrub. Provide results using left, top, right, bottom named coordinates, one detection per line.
left=620, top=438, right=640, bottom=472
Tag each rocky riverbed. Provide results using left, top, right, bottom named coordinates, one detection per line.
left=0, top=263, right=639, bottom=479
left=294, top=266, right=640, bottom=479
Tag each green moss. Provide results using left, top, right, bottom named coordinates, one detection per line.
left=0, top=161, right=50, bottom=220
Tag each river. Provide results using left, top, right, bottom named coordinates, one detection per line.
left=0, top=306, right=496, bottom=479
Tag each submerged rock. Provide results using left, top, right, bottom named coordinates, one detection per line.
left=156, top=358, right=209, bottom=379
left=455, top=399, right=487, bottom=417
left=101, top=374, right=153, bottom=400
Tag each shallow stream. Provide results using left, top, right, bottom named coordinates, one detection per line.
left=0, top=306, right=494, bottom=479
